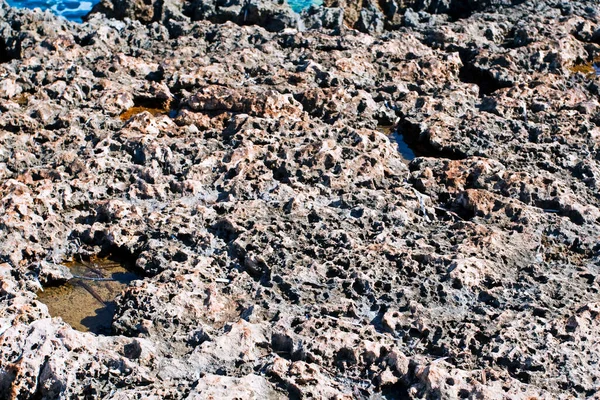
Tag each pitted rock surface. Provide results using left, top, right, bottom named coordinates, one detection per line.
left=1, top=0, right=600, bottom=398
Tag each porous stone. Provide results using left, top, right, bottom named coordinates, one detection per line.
left=1, top=0, right=600, bottom=398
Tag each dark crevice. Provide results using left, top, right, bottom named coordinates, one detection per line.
left=444, top=196, right=477, bottom=221
left=31, top=356, right=50, bottom=400
left=458, top=50, right=514, bottom=97
left=67, top=229, right=147, bottom=277
left=0, top=37, right=11, bottom=63
left=496, top=357, right=535, bottom=384
left=209, top=219, right=241, bottom=244
left=74, top=32, right=94, bottom=47
left=441, top=4, right=476, bottom=21
left=132, top=95, right=174, bottom=112
left=396, top=118, right=466, bottom=160
left=273, top=275, right=300, bottom=304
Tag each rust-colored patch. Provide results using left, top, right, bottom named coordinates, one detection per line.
left=323, top=0, right=360, bottom=28
left=13, top=93, right=28, bottom=106
left=376, top=125, right=393, bottom=135
left=120, top=97, right=172, bottom=121
left=119, top=105, right=169, bottom=121
left=569, top=60, right=600, bottom=77
left=569, top=64, right=594, bottom=75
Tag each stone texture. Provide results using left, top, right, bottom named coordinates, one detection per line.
left=0, top=0, right=600, bottom=398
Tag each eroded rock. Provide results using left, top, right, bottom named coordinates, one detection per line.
left=1, top=0, right=600, bottom=398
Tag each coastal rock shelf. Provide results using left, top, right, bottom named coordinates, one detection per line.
left=0, top=0, right=600, bottom=398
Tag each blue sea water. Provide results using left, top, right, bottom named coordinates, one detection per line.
left=5, top=0, right=322, bottom=22
left=6, top=0, right=94, bottom=21
left=288, top=0, right=322, bottom=13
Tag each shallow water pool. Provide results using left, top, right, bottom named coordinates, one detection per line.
left=37, top=258, right=140, bottom=335
left=378, top=125, right=417, bottom=163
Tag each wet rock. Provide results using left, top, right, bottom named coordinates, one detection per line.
left=300, top=5, right=344, bottom=32
left=90, top=0, right=300, bottom=31
left=36, top=261, right=73, bottom=284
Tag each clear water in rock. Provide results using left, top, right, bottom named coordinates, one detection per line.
left=390, top=130, right=416, bottom=162
left=37, top=258, right=139, bottom=335
left=378, top=126, right=416, bottom=163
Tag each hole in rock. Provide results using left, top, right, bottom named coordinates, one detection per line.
left=393, top=119, right=466, bottom=160
left=119, top=96, right=178, bottom=121
left=381, top=381, right=410, bottom=399
left=378, top=125, right=416, bottom=163
left=13, top=93, right=29, bottom=106
left=37, top=256, right=141, bottom=335
left=458, top=50, right=513, bottom=97
left=0, top=37, right=12, bottom=63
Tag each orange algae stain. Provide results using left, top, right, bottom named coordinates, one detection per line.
left=377, top=125, right=393, bottom=135
left=569, top=58, right=600, bottom=76
left=13, top=93, right=29, bottom=106
left=119, top=105, right=169, bottom=121
left=569, top=64, right=595, bottom=75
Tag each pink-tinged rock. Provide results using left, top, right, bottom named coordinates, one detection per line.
left=185, top=374, right=284, bottom=399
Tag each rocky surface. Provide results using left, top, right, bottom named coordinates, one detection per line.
left=1, top=0, right=600, bottom=398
